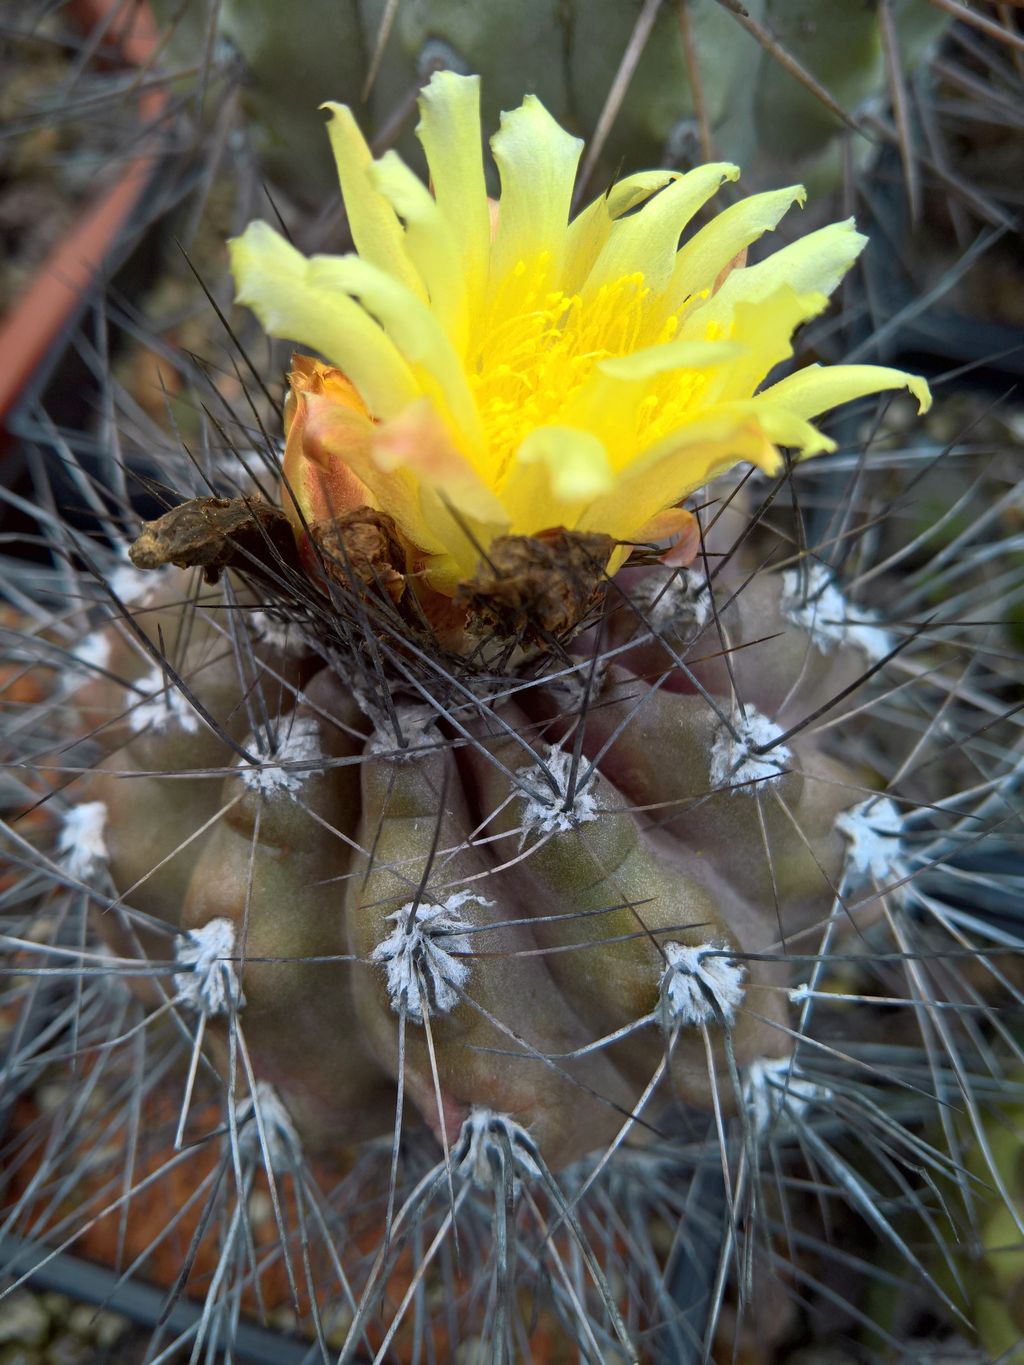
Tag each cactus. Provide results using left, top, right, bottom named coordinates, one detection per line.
left=150, top=0, right=951, bottom=204
left=3, top=33, right=1024, bottom=1365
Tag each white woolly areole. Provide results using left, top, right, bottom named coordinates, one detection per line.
left=545, top=656, right=608, bottom=711
left=659, top=941, right=746, bottom=1028
left=71, top=630, right=111, bottom=676
left=238, top=715, right=324, bottom=795
left=781, top=563, right=891, bottom=662
left=710, top=709, right=790, bottom=793
left=836, top=797, right=907, bottom=883
left=249, top=610, right=309, bottom=658
left=367, top=703, right=440, bottom=758
left=744, top=1057, right=829, bottom=1136
left=371, top=892, right=486, bottom=1024
left=129, top=663, right=201, bottom=735
left=235, top=1081, right=300, bottom=1171
left=520, top=745, right=599, bottom=838
left=455, top=1108, right=542, bottom=1190
left=58, top=801, right=109, bottom=881
left=643, top=566, right=713, bottom=633
left=174, top=918, right=243, bottom=1015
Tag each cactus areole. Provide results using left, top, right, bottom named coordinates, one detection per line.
left=84, top=73, right=933, bottom=1174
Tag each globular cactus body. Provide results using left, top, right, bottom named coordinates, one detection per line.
left=4, top=34, right=1022, bottom=1364
left=67, top=546, right=876, bottom=1178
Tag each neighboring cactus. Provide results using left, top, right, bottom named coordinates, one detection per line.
left=2, top=53, right=1023, bottom=1365
left=168, top=0, right=951, bottom=204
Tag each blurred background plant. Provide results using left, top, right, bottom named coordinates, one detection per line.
left=1, top=2, right=1023, bottom=1362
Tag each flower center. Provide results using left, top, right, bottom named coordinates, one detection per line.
left=470, top=255, right=695, bottom=489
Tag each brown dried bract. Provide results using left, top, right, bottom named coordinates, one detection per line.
left=456, top=528, right=615, bottom=642
left=308, top=507, right=406, bottom=605
left=129, top=497, right=297, bottom=584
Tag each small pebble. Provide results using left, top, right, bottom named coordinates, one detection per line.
left=0, top=1295, right=48, bottom=1348
left=267, top=1306, right=297, bottom=1335
left=63, top=1309, right=93, bottom=1340
left=43, top=1334, right=90, bottom=1365
left=35, top=1083, right=69, bottom=1116
left=36, top=1299, right=68, bottom=1331
left=453, top=1339, right=491, bottom=1365
left=247, top=1190, right=273, bottom=1228
left=91, top=1312, right=129, bottom=1350
left=323, top=1307, right=354, bottom=1350
left=0, top=1346, right=43, bottom=1365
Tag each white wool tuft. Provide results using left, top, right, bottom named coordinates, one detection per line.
left=71, top=630, right=111, bottom=676
left=641, top=567, right=712, bottom=634
left=456, top=1108, right=542, bottom=1189
left=659, top=941, right=746, bottom=1028
left=174, top=918, right=243, bottom=1015
left=745, top=1056, right=829, bottom=1135
left=130, top=663, right=201, bottom=735
left=836, top=796, right=907, bottom=884
left=781, top=563, right=891, bottom=662
left=58, top=801, right=109, bottom=881
left=372, top=892, right=486, bottom=1023
left=520, top=746, right=599, bottom=838
left=239, top=715, right=325, bottom=794
left=235, top=1081, right=300, bottom=1170
left=710, top=709, right=790, bottom=793
left=249, top=611, right=309, bottom=657
left=367, top=703, right=441, bottom=758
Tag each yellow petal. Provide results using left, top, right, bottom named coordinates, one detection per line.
left=721, top=399, right=835, bottom=458
left=581, top=400, right=833, bottom=547
left=321, top=103, right=425, bottom=301
left=515, top=426, right=613, bottom=500
left=372, top=399, right=508, bottom=539
left=632, top=507, right=700, bottom=567
left=676, top=219, right=862, bottom=364
left=301, top=393, right=507, bottom=580
left=710, top=218, right=868, bottom=316
left=563, top=170, right=682, bottom=297
left=489, top=94, right=583, bottom=291
left=700, top=287, right=829, bottom=406
left=416, top=71, right=491, bottom=318
left=309, top=254, right=484, bottom=451
left=372, top=399, right=501, bottom=516
left=371, top=150, right=469, bottom=353
left=666, top=185, right=806, bottom=308
left=756, top=362, right=932, bottom=418
left=301, top=390, right=441, bottom=555
left=229, top=221, right=419, bottom=419
left=597, top=337, right=742, bottom=383
left=578, top=410, right=779, bottom=542
left=547, top=339, right=741, bottom=473
left=584, top=163, right=741, bottom=296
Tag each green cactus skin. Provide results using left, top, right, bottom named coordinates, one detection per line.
left=165, top=0, right=950, bottom=204
left=755, top=0, right=951, bottom=192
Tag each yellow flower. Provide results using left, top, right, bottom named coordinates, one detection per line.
left=230, top=71, right=930, bottom=595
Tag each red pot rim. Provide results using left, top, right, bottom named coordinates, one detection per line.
left=0, top=0, right=165, bottom=437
